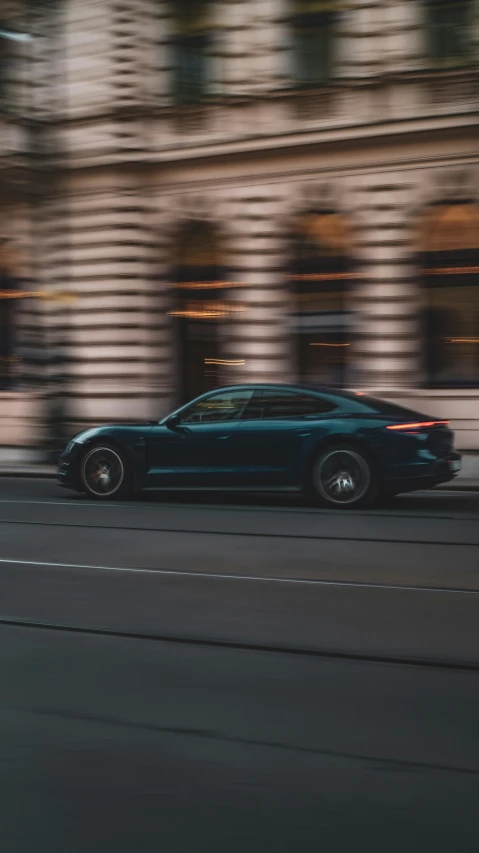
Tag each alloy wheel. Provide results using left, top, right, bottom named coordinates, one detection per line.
left=81, top=446, right=124, bottom=497
left=314, top=448, right=371, bottom=506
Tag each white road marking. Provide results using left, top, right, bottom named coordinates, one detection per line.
left=0, top=497, right=476, bottom=521
left=0, top=557, right=477, bottom=595
left=0, top=499, right=128, bottom=509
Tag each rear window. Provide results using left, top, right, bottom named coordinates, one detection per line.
left=355, top=396, right=433, bottom=420
left=244, top=390, right=337, bottom=420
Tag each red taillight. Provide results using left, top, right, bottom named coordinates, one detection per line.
left=386, top=420, right=449, bottom=431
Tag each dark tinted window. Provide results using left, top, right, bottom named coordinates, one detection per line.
left=180, top=389, right=254, bottom=424
left=244, top=390, right=336, bottom=420
left=426, top=0, right=471, bottom=63
left=355, top=396, right=433, bottom=420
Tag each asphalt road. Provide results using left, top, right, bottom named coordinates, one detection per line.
left=1, top=479, right=478, bottom=852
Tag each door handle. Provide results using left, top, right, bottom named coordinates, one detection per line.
left=295, top=430, right=311, bottom=437
left=217, top=434, right=231, bottom=440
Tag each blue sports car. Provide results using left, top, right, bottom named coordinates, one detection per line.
left=58, top=384, right=461, bottom=508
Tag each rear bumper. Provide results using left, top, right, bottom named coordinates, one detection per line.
left=385, top=452, right=462, bottom=495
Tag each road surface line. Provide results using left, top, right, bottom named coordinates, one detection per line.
left=1, top=616, right=479, bottom=673
left=0, top=556, right=478, bottom=595
left=4, top=701, right=479, bottom=774
left=0, top=517, right=477, bottom=547
left=0, top=497, right=476, bottom=523
left=0, top=498, right=130, bottom=509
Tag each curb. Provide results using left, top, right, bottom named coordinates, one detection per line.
left=0, top=470, right=478, bottom=493
left=0, top=470, right=56, bottom=479
left=434, top=484, right=479, bottom=493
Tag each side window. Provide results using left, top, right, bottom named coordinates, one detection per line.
left=242, top=392, right=268, bottom=420
left=426, top=0, right=471, bottom=64
left=171, top=0, right=213, bottom=105
left=292, top=1, right=337, bottom=86
left=180, top=389, right=254, bottom=424
left=245, top=390, right=337, bottom=420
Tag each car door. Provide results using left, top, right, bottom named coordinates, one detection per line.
left=236, top=389, right=339, bottom=486
left=145, top=388, right=255, bottom=486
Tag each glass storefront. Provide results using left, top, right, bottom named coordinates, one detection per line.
left=171, top=221, right=227, bottom=403
left=421, top=202, right=479, bottom=387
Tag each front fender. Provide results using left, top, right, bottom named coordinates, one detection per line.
left=80, top=430, right=148, bottom=492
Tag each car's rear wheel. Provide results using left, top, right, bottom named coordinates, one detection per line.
left=310, top=445, right=377, bottom=509
left=80, top=444, right=132, bottom=500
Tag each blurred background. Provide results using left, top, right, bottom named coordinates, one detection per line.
left=1, top=6, right=479, bottom=850
left=0, top=0, right=478, bottom=461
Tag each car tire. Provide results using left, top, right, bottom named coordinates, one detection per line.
left=309, top=444, right=378, bottom=509
left=80, top=443, right=132, bottom=500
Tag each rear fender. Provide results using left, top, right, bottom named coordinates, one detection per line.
left=305, top=433, right=384, bottom=487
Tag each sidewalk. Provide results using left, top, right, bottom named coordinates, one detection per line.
left=0, top=453, right=478, bottom=490
left=0, top=447, right=56, bottom=478
left=0, top=463, right=56, bottom=478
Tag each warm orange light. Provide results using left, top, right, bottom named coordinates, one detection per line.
left=310, top=342, right=350, bottom=348
left=386, top=421, right=449, bottom=431
left=424, top=266, right=479, bottom=276
left=168, top=309, right=229, bottom=319
left=446, top=337, right=479, bottom=344
left=293, top=273, right=363, bottom=282
left=0, top=290, right=76, bottom=302
left=168, top=302, right=245, bottom=319
left=204, top=359, right=245, bottom=366
left=173, top=281, right=246, bottom=290
left=355, top=391, right=365, bottom=396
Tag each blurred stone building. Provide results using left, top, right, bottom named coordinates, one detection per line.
left=1, top=0, right=479, bottom=450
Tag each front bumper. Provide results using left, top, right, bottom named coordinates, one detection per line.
left=57, top=447, right=82, bottom=491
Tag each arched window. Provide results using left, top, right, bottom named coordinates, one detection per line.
left=170, top=221, right=230, bottom=402
left=420, top=201, right=479, bottom=386
left=171, top=0, right=213, bottom=104
left=291, top=0, right=339, bottom=85
left=290, top=208, right=353, bottom=386
left=425, top=0, right=472, bottom=66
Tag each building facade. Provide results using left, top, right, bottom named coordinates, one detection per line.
left=1, top=0, right=479, bottom=451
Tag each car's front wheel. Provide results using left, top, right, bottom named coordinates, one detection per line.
left=80, top=443, right=132, bottom=500
left=310, top=445, right=377, bottom=509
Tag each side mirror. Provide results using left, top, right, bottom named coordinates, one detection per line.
left=166, top=413, right=182, bottom=430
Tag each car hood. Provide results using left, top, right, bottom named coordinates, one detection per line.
left=72, top=423, right=155, bottom=443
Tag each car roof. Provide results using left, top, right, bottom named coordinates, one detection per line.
left=208, top=383, right=359, bottom=399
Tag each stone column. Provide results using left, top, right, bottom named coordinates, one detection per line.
left=108, top=0, right=161, bottom=112
left=57, top=176, right=172, bottom=429
left=214, top=0, right=289, bottom=97
left=222, top=191, right=294, bottom=385
left=351, top=177, right=421, bottom=391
